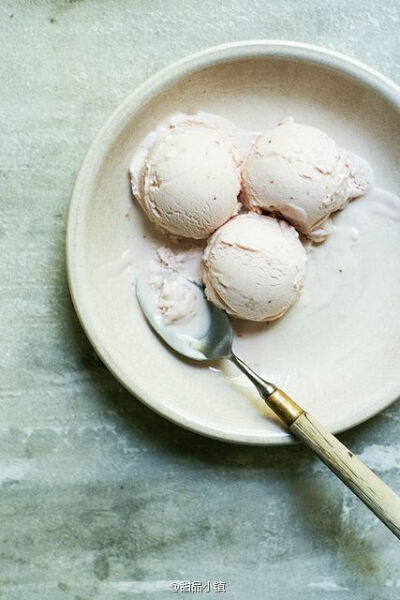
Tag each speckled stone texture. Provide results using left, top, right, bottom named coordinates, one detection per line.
left=1, top=1, right=400, bottom=598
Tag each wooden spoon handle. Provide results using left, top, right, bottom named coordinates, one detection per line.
left=231, top=356, right=400, bottom=538
left=268, top=389, right=400, bottom=539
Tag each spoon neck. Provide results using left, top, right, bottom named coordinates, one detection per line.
left=230, top=352, right=276, bottom=399
left=230, top=352, right=304, bottom=426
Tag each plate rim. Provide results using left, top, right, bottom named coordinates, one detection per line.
left=66, top=40, right=400, bottom=445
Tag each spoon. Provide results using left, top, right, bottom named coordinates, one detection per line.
left=137, top=273, right=400, bottom=539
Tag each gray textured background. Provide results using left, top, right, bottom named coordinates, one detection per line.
left=1, top=1, right=400, bottom=598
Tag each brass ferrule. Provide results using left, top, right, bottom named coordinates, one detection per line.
left=267, top=389, right=304, bottom=426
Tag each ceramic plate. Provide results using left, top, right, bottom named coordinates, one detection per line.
left=67, top=41, right=400, bottom=444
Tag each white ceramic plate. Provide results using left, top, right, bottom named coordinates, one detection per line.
left=67, top=41, right=400, bottom=445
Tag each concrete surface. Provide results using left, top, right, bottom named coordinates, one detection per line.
left=1, top=1, right=400, bottom=598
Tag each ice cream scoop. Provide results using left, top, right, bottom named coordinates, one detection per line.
left=202, top=213, right=307, bottom=321
left=242, top=119, right=369, bottom=240
left=136, top=273, right=400, bottom=540
left=133, top=121, right=241, bottom=239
